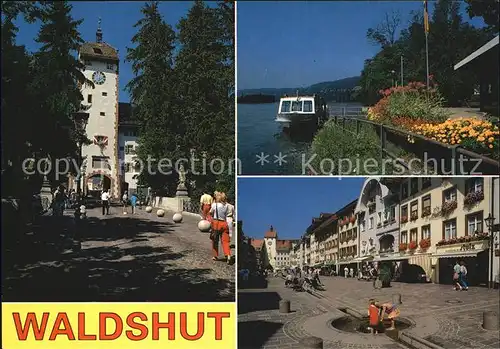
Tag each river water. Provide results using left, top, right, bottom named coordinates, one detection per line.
left=237, top=102, right=361, bottom=175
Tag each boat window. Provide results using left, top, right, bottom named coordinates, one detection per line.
left=281, top=101, right=291, bottom=113
left=303, top=100, right=313, bottom=112
left=291, top=101, right=302, bottom=112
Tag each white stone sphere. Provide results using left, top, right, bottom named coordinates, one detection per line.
left=198, top=219, right=211, bottom=232
left=173, top=212, right=183, bottom=223
left=156, top=209, right=165, bottom=217
left=145, top=206, right=152, bottom=213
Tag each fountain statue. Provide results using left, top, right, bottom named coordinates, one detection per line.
left=175, top=164, right=188, bottom=197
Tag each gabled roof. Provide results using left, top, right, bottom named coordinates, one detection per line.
left=250, top=239, right=263, bottom=250
left=264, top=225, right=277, bottom=238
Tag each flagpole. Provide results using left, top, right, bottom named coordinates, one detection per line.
left=425, top=31, right=429, bottom=89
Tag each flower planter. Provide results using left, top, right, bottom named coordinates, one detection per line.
left=464, top=191, right=484, bottom=206
left=441, top=200, right=457, bottom=216
left=401, top=216, right=408, bottom=224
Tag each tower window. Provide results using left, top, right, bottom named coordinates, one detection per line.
left=102, top=92, right=107, bottom=96
left=87, top=94, right=92, bottom=103
left=100, top=112, right=105, bottom=116
left=106, top=63, right=114, bottom=70
left=93, top=48, right=103, bottom=54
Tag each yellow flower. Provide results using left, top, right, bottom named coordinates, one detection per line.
left=489, top=144, right=494, bottom=149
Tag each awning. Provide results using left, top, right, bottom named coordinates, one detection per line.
left=352, top=255, right=374, bottom=263
left=373, top=255, right=410, bottom=262
left=337, top=260, right=356, bottom=265
left=433, top=249, right=486, bottom=259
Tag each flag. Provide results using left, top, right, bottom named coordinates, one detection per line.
left=423, top=0, right=430, bottom=34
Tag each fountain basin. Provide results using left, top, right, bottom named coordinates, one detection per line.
left=330, top=315, right=412, bottom=334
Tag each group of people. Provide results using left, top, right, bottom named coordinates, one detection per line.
left=284, top=267, right=324, bottom=290
left=368, top=299, right=400, bottom=334
left=452, top=260, right=469, bottom=291
left=121, top=191, right=139, bottom=214
left=200, top=191, right=234, bottom=264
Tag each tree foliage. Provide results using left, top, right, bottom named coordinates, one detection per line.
left=464, top=0, right=499, bottom=33
left=358, top=0, right=492, bottom=107
left=127, top=0, right=235, bottom=200
left=2, top=0, right=90, bottom=197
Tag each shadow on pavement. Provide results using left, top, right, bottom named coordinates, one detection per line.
left=238, top=321, right=284, bottom=349
left=2, top=215, right=234, bottom=302
left=238, top=291, right=282, bottom=315
left=239, top=275, right=268, bottom=290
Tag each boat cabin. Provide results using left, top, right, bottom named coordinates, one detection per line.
left=278, top=96, right=316, bottom=114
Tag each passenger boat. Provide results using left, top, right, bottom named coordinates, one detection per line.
left=275, top=92, right=328, bottom=129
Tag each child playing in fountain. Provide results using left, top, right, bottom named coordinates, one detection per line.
left=378, top=301, right=400, bottom=330
left=368, top=299, right=381, bottom=334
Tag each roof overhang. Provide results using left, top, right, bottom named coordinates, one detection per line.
left=454, top=35, right=499, bottom=71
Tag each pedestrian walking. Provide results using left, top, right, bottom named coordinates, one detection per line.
left=344, top=266, right=349, bottom=278
left=350, top=267, right=354, bottom=278
left=459, top=261, right=469, bottom=290
left=225, top=200, right=235, bottom=238
left=130, top=193, right=138, bottom=214
left=200, top=192, right=213, bottom=220
left=101, top=189, right=110, bottom=215
left=453, top=260, right=462, bottom=290
left=122, top=192, right=128, bottom=214
left=209, top=192, right=231, bottom=264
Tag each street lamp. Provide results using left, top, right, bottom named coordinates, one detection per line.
left=485, top=213, right=495, bottom=289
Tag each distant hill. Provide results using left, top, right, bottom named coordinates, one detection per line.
left=237, top=94, right=276, bottom=104
left=238, top=76, right=361, bottom=102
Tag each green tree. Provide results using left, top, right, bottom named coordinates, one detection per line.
left=465, top=0, right=499, bottom=33
left=30, top=0, right=92, bottom=181
left=125, top=1, right=178, bottom=195
left=174, top=0, right=235, bottom=200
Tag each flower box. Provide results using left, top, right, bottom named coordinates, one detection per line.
left=399, top=243, right=408, bottom=251
left=421, top=207, right=431, bottom=218
left=408, top=241, right=418, bottom=250
left=410, top=212, right=418, bottom=221
left=350, top=216, right=356, bottom=224
left=441, top=200, right=457, bottom=216
left=436, top=233, right=489, bottom=246
left=400, top=216, right=408, bottom=224
left=419, top=238, right=431, bottom=249
left=464, top=191, right=484, bottom=206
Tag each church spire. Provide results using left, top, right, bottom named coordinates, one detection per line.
left=96, top=17, right=103, bottom=43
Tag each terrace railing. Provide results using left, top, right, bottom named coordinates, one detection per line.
left=327, top=114, right=499, bottom=175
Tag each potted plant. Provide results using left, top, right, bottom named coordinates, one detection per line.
left=441, top=200, right=457, bottom=216
left=401, top=215, right=408, bottom=223
left=408, top=241, right=418, bottom=250
left=399, top=242, right=408, bottom=252
left=350, top=216, right=356, bottom=224
left=464, top=191, right=484, bottom=206
left=419, top=238, right=431, bottom=250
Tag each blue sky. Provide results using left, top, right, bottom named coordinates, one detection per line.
left=237, top=1, right=485, bottom=90
left=13, top=1, right=201, bottom=102
left=237, top=177, right=365, bottom=240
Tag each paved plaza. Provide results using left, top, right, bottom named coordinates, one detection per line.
left=3, top=206, right=234, bottom=302
left=238, top=276, right=500, bottom=349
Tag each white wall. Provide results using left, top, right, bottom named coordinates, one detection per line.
left=80, top=59, right=119, bottom=197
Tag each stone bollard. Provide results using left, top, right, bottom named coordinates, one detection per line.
left=279, top=300, right=291, bottom=314
left=392, top=293, right=402, bottom=305
left=482, top=311, right=499, bottom=330
left=300, top=336, right=323, bottom=349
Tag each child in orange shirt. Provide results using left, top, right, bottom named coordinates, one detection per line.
left=368, top=299, right=381, bottom=334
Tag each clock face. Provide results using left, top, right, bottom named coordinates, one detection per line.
left=268, top=241, right=272, bottom=246
left=92, top=71, right=106, bottom=85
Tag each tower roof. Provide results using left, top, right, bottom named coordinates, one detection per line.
left=79, top=18, right=119, bottom=62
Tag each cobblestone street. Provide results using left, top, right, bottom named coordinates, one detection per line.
left=3, top=206, right=235, bottom=302
left=238, top=276, right=500, bottom=349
